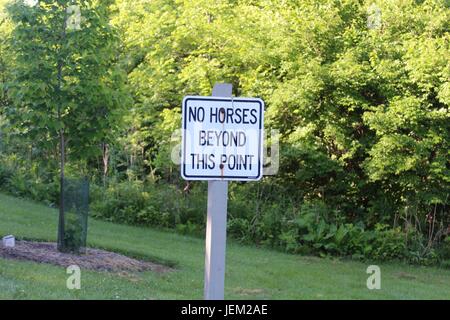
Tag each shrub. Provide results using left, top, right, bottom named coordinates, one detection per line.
left=272, top=200, right=435, bottom=263
left=438, top=237, right=450, bottom=269
left=0, top=157, right=446, bottom=265
left=91, top=180, right=206, bottom=229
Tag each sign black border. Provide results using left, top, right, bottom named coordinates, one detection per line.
left=182, top=97, right=264, bottom=181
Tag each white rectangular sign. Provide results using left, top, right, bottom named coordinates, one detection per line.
left=181, top=96, right=264, bottom=181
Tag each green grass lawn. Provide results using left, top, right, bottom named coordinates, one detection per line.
left=0, top=192, right=449, bottom=300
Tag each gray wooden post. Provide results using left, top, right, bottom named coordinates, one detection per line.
left=204, top=83, right=232, bottom=300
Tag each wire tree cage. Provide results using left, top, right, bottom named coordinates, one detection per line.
left=57, top=178, right=89, bottom=254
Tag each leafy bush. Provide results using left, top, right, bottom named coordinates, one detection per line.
left=272, top=201, right=436, bottom=263
left=91, top=180, right=206, bottom=230
left=0, top=154, right=58, bottom=205
left=438, top=237, right=450, bottom=269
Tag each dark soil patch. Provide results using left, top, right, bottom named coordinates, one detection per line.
left=396, top=272, right=417, bottom=280
left=0, top=240, right=171, bottom=273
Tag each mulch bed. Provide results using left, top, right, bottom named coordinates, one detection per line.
left=0, top=240, right=171, bottom=273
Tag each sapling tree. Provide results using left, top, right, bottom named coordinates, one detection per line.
left=6, top=0, right=127, bottom=252
left=0, top=0, right=11, bottom=110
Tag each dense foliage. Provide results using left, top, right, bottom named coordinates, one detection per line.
left=0, top=0, right=449, bottom=264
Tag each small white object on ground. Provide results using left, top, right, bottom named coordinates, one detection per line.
left=2, top=235, right=15, bottom=248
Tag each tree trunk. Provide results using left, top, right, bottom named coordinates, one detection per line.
left=56, top=10, right=67, bottom=252
left=102, top=142, right=109, bottom=187
left=57, top=129, right=65, bottom=251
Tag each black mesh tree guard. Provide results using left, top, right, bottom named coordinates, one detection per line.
left=57, top=178, right=89, bottom=254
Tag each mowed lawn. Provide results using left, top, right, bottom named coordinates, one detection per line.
left=0, top=193, right=449, bottom=300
